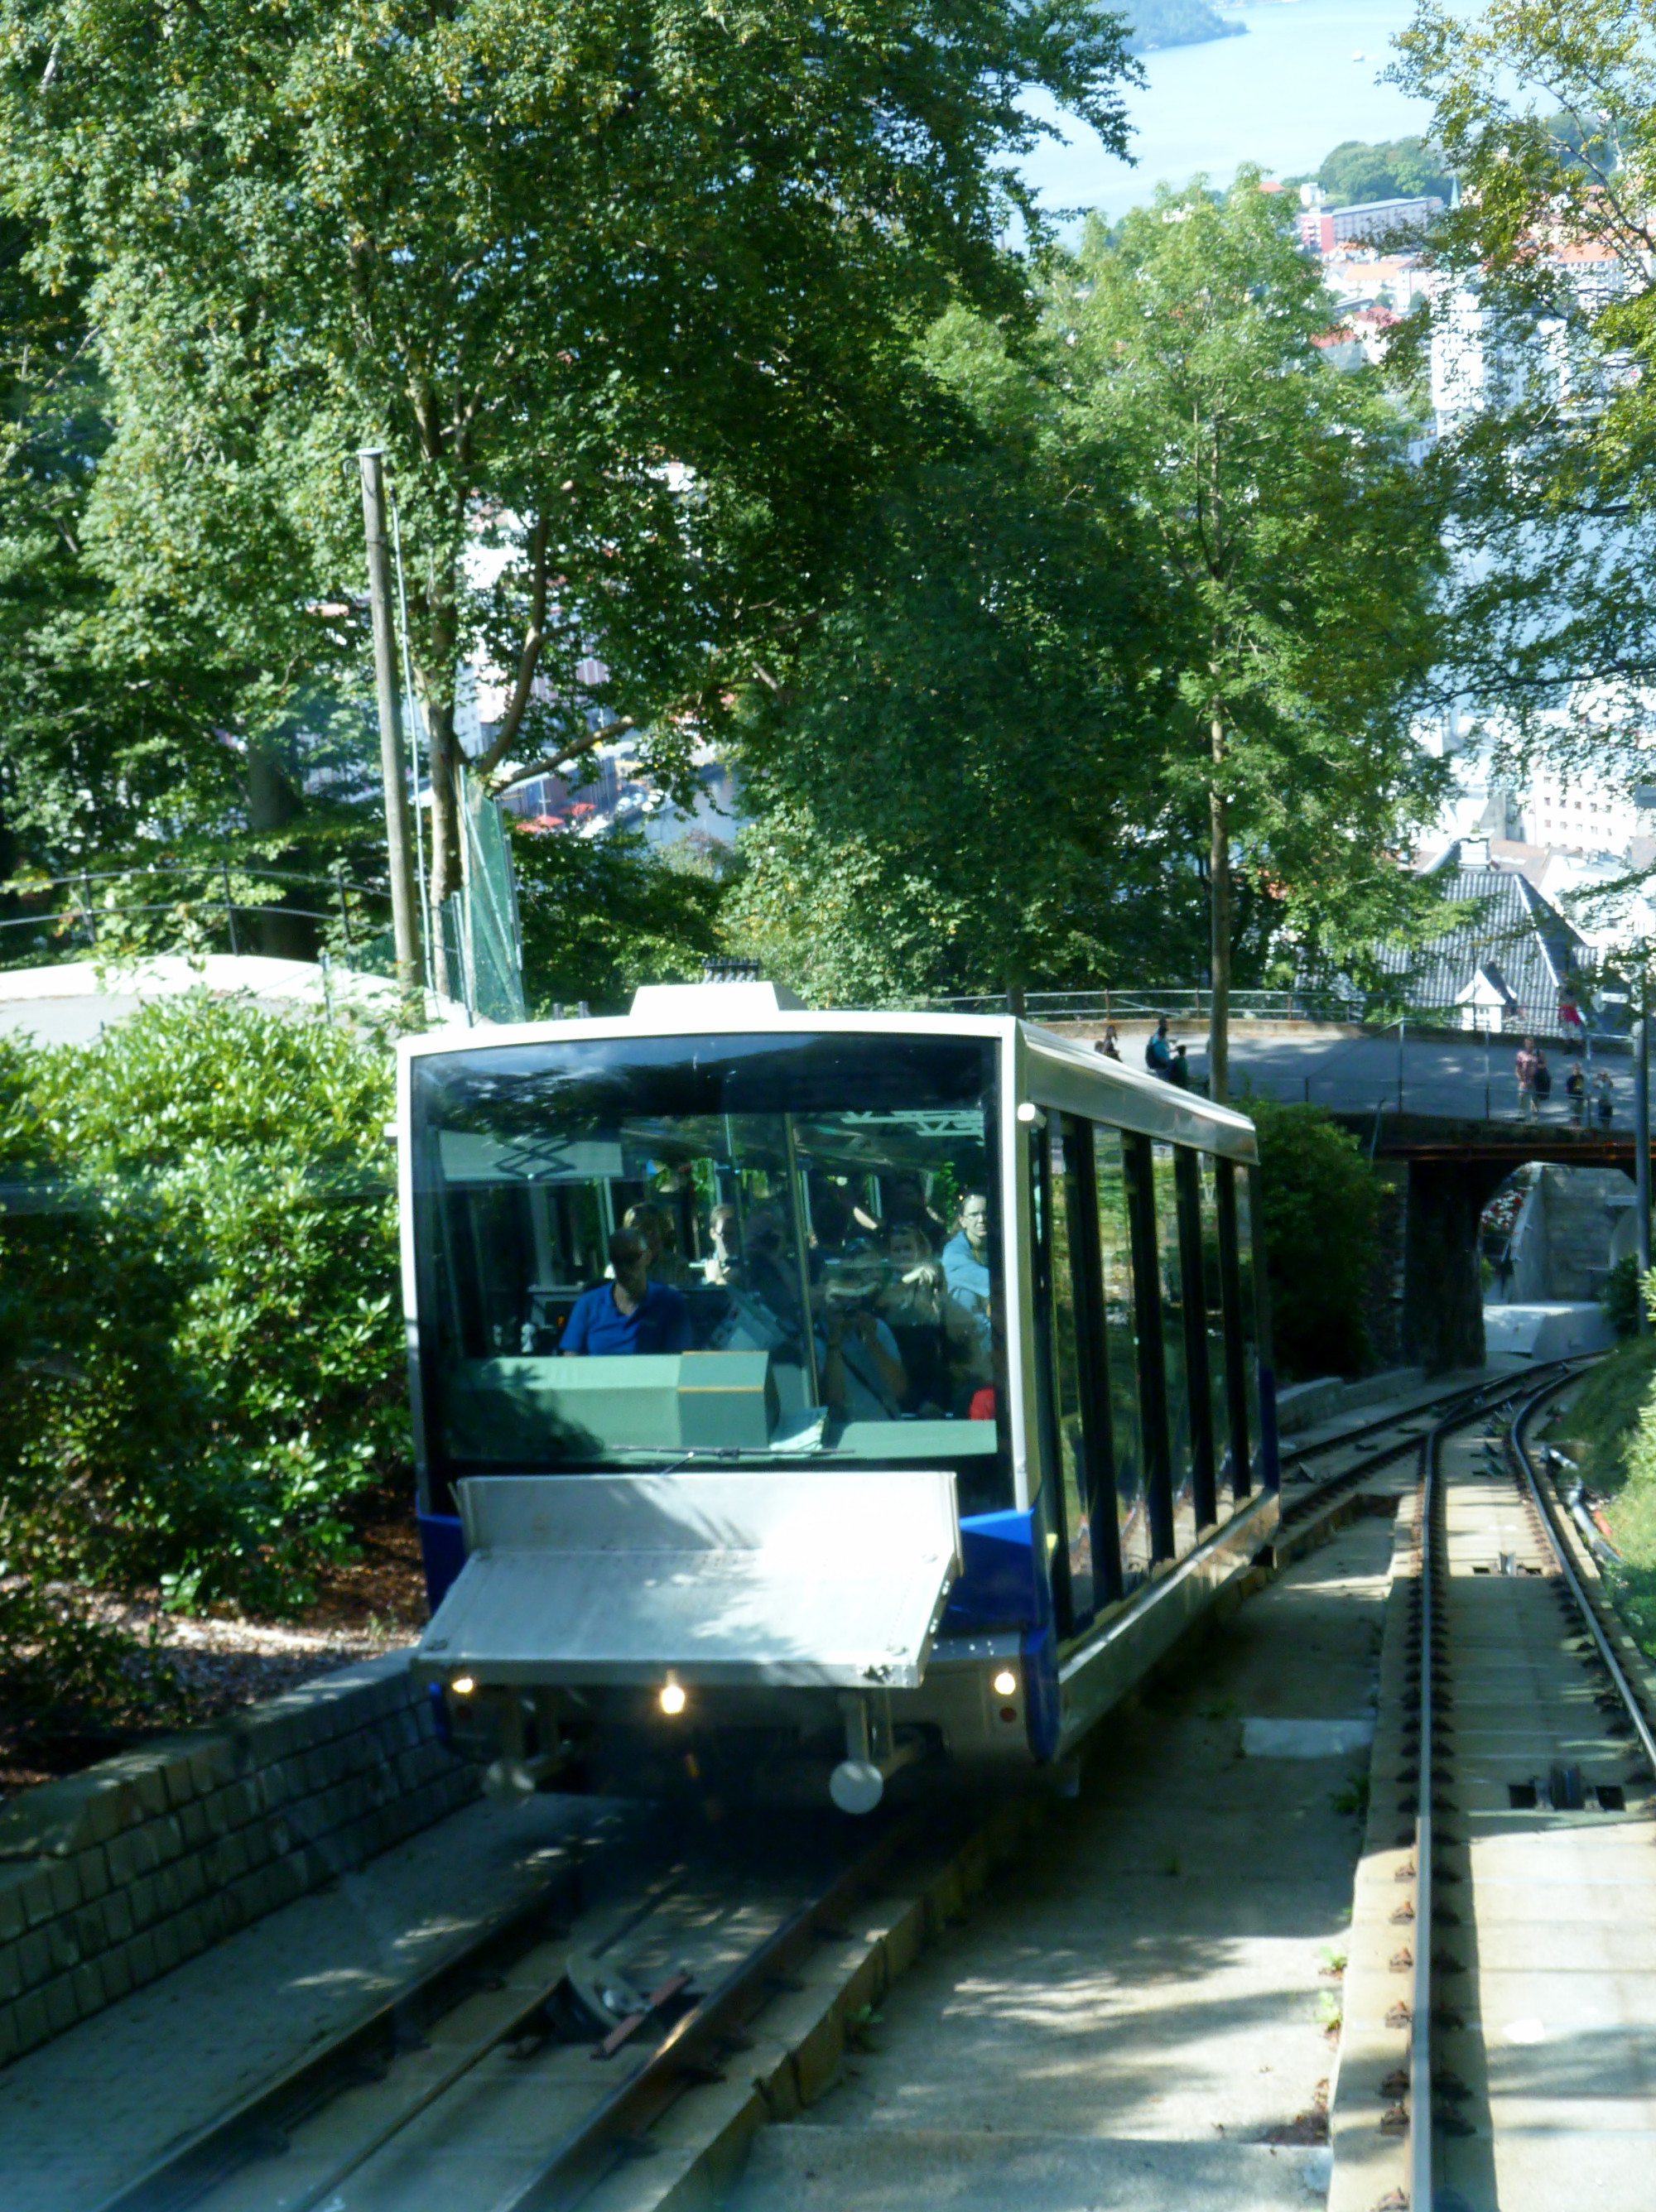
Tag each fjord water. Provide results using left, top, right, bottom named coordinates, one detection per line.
left=1024, top=0, right=1432, bottom=219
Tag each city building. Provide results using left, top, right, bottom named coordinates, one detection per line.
left=1298, top=195, right=1444, bottom=252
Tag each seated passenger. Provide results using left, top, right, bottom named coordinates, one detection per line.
left=560, top=1229, right=691, bottom=1356
left=876, top=1220, right=974, bottom=1412
left=700, top=1203, right=744, bottom=1286
left=621, top=1201, right=695, bottom=1289
left=820, top=1303, right=907, bottom=1421
left=942, top=1190, right=993, bottom=1323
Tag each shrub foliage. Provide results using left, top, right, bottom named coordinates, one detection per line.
left=0, top=996, right=404, bottom=1704
left=1249, top=1097, right=1380, bottom=1382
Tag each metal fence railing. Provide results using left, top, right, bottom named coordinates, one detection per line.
left=925, top=983, right=1630, bottom=1041
left=0, top=863, right=397, bottom=978
left=924, top=986, right=1368, bottom=1023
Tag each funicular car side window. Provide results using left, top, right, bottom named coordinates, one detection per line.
left=1092, top=1123, right=1150, bottom=1593
left=1149, top=1142, right=1201, bottom=1556
left=411, top=1031, right=1012, bottom=1514
left=1235, top=1166, right=1269, bottom=1493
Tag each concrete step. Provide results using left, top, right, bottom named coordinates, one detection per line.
left=726, top=2125, right=1331, bottom=2211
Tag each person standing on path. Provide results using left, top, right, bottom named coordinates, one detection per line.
left=1515, top=1036, right=1539, bottom=1120
left=1566, top=1062, right=1587, bottom=1129
left=1146, top=1017, right=1173, bottom=1080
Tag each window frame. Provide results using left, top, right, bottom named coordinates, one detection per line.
left=1215, top=1157, right=1253, bottom=1502
left=1123, top=1131, right=1177, bottom=1564
left=1174, top=1147, right=1217, bottom=1535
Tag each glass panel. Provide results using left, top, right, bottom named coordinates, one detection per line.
left=1095, top=1126, right=1150, bottom=1592
left=1150, top=1142, right=1196, bottom=1556
left=1236, top=1166, right=1267, bottom=1493
left=411, top=1032, right=1010, bottom=1512
left=1196, top=1155, right=1235, bottom=1518
left=1045, top=1123, right=1095, bottom=1628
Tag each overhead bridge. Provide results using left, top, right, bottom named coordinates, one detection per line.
left=1047, top=1017, right=1647, bottom=1376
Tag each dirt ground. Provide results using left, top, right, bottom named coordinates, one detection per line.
left=0, top=1485, right=429, bottom=1802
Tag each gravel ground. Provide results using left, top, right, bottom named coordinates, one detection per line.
left=0, top=1488, right=428, bottom=1801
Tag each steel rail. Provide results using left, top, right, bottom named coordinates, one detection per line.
left=1401, top=1366, right=1614, bottom=2212
left=84, top=1851, right=607, bottom=2212
left=1278, top=1363, right=1580, bottom=1535
left=1508, top=1382, right=1656, bottom=1786
left=1409, top=1412, right=1449, bottom=2212
left=489, top=1810, right=927, bottom=2212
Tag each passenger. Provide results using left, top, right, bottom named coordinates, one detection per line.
left=560, top=1229, right=691, bottom=1356
left=1145, top=1017, right=1173, bottom=1080
left=942, top=1190, right=994, bottom=1376
left=741, top=1208, right=806, bottom=1323
left=820, top=1302, right=907, bottom=1421
left=619, top=1202, right=694, bottom=1289
left=942, top=1191, right=992, bottom=1306
left=885, top=1172, right=946, bottom=1237
left=1515, top=1036, right=1539, bottom=1121
left=700, top=1202, right=744, bottom=1286
left=876, top=1219, right=976, bottom=1411
left=1566, top=1063, right=1586, bottom=1128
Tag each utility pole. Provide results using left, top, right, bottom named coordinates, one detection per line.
left=1639, top=968, right=1653, bottom=1333
left=358, top=448, right=421, bottom=993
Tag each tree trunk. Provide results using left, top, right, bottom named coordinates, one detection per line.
left=1207, top=712, right=1230, bottom=1107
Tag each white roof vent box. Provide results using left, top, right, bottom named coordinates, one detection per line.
left=629, top=961, right=805, bottom=1021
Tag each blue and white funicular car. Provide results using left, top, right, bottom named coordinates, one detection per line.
left=402, top=980, right=1278, bottom=1810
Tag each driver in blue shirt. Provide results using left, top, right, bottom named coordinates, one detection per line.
left=560, top=1229, right=692, bottom=1356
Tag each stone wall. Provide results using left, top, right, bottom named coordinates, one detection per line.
left=0, top=1652, right=474, bottom=2070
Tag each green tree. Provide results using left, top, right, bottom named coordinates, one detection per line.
left=513, top=824, right=727, bottom=1014
left=729, top=307, right=1196, bottom=1007
left=1314, top=135, right=1452, bottom=207
left=1391, top=5, right=1656, bottom=805
left=1062, top=176, right=1450, bottom=1098
left=0, top=0, right=1137, bottom=944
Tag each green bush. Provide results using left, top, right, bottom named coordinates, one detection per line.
left=1602, top=1253, right=1644, bottom=1339
left=1247, top=1097, right=1380, bottom=1382
left=0, top=995, right=405, bottom=1698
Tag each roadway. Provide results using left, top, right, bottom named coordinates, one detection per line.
left=1059, top=1018, right=1638, bottom=1132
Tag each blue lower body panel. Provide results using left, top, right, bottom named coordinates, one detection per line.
left=418, top=1511, right=465, bottom=1618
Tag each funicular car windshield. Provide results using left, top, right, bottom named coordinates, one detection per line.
left=411, top=1029, right=1010, bottom=1513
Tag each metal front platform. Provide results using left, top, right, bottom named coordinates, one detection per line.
left=412, top=1468, right=963, bottom=1691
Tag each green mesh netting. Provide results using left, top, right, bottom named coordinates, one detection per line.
left=458, top=772, right=527, bottom=1023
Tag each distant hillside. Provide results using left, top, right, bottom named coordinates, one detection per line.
left=1124, top=0, right=1246, bottom=53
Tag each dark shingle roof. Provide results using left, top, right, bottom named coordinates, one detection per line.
left=1372, top=844, right=1591, bottom=1022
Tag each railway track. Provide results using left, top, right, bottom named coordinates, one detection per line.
left=1273, top=1363, right=1582, bottom=1561
left=82, top=1366, right=1608, bottom=2212
left=86, top=1801, right=1020, bottom=2212
left=1337, top=1368, right=1656, bottom=2212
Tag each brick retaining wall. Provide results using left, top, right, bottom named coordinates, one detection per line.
left=0, top=1652, right=475, bottom=2069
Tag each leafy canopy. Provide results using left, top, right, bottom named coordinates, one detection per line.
left=0, top=0, right=1138, bottom=907
left=1393, top=2, right=1656, bottom=793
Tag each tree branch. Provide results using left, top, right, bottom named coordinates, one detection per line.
left=472, top=510, right=552, bottom=777
left=488, top=715, right=638, bottom=797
